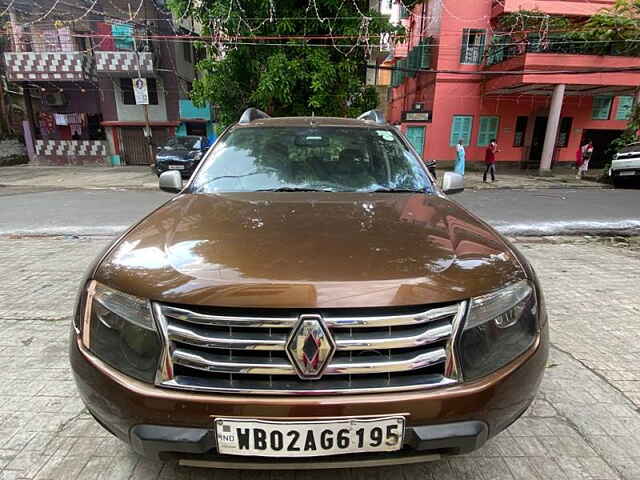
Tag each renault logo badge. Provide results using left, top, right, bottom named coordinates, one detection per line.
left=286, top=314, right=335, bottom=379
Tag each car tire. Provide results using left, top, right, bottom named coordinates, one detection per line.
left=611, top=176, right=624, bottom=189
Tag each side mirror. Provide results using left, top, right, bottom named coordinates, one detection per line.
left=442, top=172, right=464, bottom=194
left=159, top=170, right=182, bottom=193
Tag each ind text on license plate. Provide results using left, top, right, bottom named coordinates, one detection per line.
left=215, top=417, right=405, bottom=457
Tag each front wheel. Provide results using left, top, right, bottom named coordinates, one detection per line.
left=611, top=175, right=624, bottom=188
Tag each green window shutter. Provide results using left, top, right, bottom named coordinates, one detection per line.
left=450, top=115, right=473, bottom=146
left=616, top=96, right=634, bottom=120
left=478, top=116, right=499, bottom=146
left=408, top=48, right=417, bottom=77
left=592, top=96, right=613, bottom=120
left=406, top=126, right=425, bottom=155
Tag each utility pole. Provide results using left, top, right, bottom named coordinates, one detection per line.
left=129, top=2, right=154, bottom=166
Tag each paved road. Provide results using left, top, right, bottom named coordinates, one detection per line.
left=1, top=236, right=639, bottom=479
left=0, top=186, right=639, bottom=236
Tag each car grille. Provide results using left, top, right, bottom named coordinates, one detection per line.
left=153, top=302, right=466, bottom=395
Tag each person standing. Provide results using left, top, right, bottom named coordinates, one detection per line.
left=483, top=138, right=498, bottom=183
left=454, top=139, right=466, bottom=175
left=577, top=140, right=594, bottom=179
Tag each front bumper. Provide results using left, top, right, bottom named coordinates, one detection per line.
left=154, top=161, right=196, bottom=177
left=70, top=322, right=548, bottom=464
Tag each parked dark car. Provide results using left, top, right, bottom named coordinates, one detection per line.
left=153, top=135, right=209, bottom=178
left=71, top=109, right=548, bottom=469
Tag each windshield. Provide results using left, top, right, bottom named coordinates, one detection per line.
left=162, top=136, right=201, bottom=151
left=191, top=127, right=433, bottom=193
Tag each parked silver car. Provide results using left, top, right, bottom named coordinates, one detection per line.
left=610, top=143, right=640, bottom=187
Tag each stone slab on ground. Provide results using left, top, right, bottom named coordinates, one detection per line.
left=0, top=236, right=638, bottom=479
left=449, top=169, right=604, bottom=191
left=0, top=166, right=158, bottom=191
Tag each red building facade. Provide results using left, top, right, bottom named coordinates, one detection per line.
left=386, top=0, right=640, bottom=171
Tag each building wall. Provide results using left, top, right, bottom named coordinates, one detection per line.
left=113, top=78, right=169, bottom=122
left=389, top=0, right=635, bottom=165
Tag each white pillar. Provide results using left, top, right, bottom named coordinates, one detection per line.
left=539, top=83, right=565, bottom=174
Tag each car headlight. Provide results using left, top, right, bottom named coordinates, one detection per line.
left=81, top=281, right=161, bottom=383
left=459, top=280, right=538, bottom=381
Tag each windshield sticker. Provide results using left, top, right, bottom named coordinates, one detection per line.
left=376, top=130, right=394, bottom=141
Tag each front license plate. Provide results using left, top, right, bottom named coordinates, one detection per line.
left=168, top=165, right=184, bottom=170
left=215, top=417, right=405, bottom=457
left=619, top=170, right=636, bottom=176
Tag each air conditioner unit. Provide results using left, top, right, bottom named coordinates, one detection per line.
left=44, top=92, right=67, bottom=107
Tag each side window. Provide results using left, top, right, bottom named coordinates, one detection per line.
left=616, top=96, right=634, bottom=120
left=478, top=116, right=499, bottom=146
left=406, top=126, right=425, bottom=156
left=592, top=96, right=613, bottom=120
left=460, top=29, right=485, bottom=64
left=450, top=116, right=473, bottom=146
left=513, top=116, right=528, bottom=147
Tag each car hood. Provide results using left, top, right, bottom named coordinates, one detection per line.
left=95, top=192, right=525, bottom=308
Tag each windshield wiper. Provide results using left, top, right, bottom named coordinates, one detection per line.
left=255, top=187, right=336, bottom=192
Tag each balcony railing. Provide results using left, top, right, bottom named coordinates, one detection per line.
left=486, top=35, right=640, bottom=66
left=4, top=51, right=94, bottom=82
left=95, top=51, right=154, bottom=75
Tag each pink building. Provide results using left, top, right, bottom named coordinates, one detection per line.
left=385, top=0, right=640, bottom=171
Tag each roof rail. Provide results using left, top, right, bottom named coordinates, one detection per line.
left=239, top=108, right=270, bottom=124
left=357, top=110, right=386, bottom=124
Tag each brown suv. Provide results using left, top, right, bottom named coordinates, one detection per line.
left=70, top=109, right=548, bottom=469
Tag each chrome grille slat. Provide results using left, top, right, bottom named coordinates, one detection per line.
left=325, top=348, right=446, bottom=375
left=324, top=305, right=459, bottom=328
left=172, top=346, right=446, bottom=376
left=155, top=301, right=466, bottom=394
left=162, top=305, right=297, bottom=328
left=167, top=323, right=287, bottom=351
left=173, top=348, right=295, bottom=375
left=162, top=304, right=459, bottom=329
left=333, top=321, right=452, bottom=351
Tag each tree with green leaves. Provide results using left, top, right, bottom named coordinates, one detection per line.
left=167, top=1, right=404, bottom=127
left=578, top=0, right=640, bottom=55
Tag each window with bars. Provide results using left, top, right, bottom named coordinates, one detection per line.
left=477, top=116, right=499, bottom=146
left=450, top=115, right=473, bottom=146
left=592, top=96, right=613, bottom=120
left=616, top=96, right=634, bottom=120
left=460, top=29, right=485, bottom=64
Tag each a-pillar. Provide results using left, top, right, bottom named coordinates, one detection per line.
left=539, top=83, right=565, bottom=175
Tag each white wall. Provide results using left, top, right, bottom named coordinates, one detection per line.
left=113, top=78, right=168, bottom=122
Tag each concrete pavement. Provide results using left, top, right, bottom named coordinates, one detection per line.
left=0, top=235, right=639, bottom=479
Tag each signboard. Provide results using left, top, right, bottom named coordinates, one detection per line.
left=402, top=111, right=432, bottom=123
left=133, top=78, right=149, bottom=105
